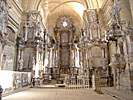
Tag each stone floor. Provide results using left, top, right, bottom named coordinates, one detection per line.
left=3, top=87, right=117, bottom=100
left=102, top=87, right=133, bottom=100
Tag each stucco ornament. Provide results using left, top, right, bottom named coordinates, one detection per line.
left=110, top=53, right=126, bottom=70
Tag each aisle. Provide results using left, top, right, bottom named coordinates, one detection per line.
left=3, top=88, right=117, bottom=100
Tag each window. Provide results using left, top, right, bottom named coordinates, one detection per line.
left=62, top=21, right=67, bottom=27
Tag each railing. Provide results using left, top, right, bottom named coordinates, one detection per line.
left=64, top=76, right=89, bottom=89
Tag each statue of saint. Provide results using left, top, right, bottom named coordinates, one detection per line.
left=19, top=58, right=23, bottom=70
left=1, top=54, right=6, bottom=70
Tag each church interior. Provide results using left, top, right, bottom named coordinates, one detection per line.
left=0, top=0, right=133, bottom=100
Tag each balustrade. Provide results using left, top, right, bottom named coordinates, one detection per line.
left=65, top=75, right=89, bottom=89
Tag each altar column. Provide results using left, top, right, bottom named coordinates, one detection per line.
left=56, top=48, right=59, bottom=67
left=35, top=45, right=39, bottom=78
left=69, top=46, right=72, bottom=69
left=74, top=48, right=76, bottom=67
left=52, top=48, right=55, bottom=67
left=88, top=47, right=92, bottom=70
left=49, top=48, right=53, bottom=68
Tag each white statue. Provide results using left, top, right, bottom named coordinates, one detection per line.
left=19, top=59, right=23, bottom=70
left=1, top=55, right=6, bottom=70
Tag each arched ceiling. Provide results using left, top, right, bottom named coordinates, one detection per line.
left=22, top=0, right=104, bottom=10
left=22, top=0, right=104, bottom=20
left=22, top=0, right=104, bottom=36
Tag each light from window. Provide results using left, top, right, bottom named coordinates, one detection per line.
left=63, top=21, right=67, bottom=27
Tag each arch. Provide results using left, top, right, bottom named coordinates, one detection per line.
left=49, top=1, right=85, bottom=13
left=46, top=9, right=82, bottom=36
left=47, top=9, right=82, bottom=25
left=26, top=0, right=104, bottom=11
left=36, top=0, right=88, bottom=10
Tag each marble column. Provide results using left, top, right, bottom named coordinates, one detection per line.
left=81, top=48, right=84, bottom=73
left=49, top=48, right=53, bottom=68
left=118, top=0, right=132, bottom=26
left=35, top=46, right=39, bottom=78
left=0, top=45, right=4, bottom=70
left=79, top=49, right=81, bottom=74
left=87, top=47, right=91, bottom=69
left=53, top=48, right=56, bottom=67
left=18, top=48, right=23, bottom=70
left=52, top=49, right=54, bottom=67
left=88, top=47, right=92, bottom=69
left=89, top=26, right=93, bottom=40
left=69, top=47, right=72, bottom=67
left=47, top=49, right=50, bottom=67
left=97, top=24, right=101, bottom=39
left=83, top=48, right=85, bottom=73
left=101, top=47, right=105, bottom=69
left=77, top=48, right=80, bottom=67
left=55, top=49, right=57, bottom=66
left=129, top=0, right=133, bottom=22
left=57, top=45, right=61, bottom=69
left=54, top=49, right=57, bottom=67
left=44, top=48, right=48, bottom=74
left=86, top=49, right=89, bottom=69
left=74, top=49, right=76, bottom=67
